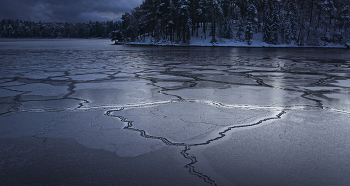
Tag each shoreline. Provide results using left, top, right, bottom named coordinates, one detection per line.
left=121, top=39, right=350, bottom=49
left=0, top=38, right=348, bottom=48
left=122, top=42, right=349, bottom=49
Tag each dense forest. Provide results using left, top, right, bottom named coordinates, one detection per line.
left=118, top=0, right=350, bottom=45
left=1, top=0, right=350, bottom=46
left=0, top=19, right=121, bottom=38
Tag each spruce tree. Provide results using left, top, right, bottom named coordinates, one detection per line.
left=263, top=0, right=271, bottom=43
left=270, top=0, right=280, bottom=44
left=245, top=3, right=257, bottom=45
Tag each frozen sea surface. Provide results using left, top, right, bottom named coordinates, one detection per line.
left=1, top=39, right=350, bottom=185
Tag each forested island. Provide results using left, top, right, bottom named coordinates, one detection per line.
left=116, top=0, right=350, bottom=46
left=1, top=0, right=350, bottom=47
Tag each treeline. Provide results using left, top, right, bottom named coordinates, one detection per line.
left=0, top=19, right=121, bottom=38
left=119, top=0, right=350, bottom=45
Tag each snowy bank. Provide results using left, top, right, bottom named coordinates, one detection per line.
left=126, top=38, right=348, bottom=48
left=124, top=35, right=348, bottom=48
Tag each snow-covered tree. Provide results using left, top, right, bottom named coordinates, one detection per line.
left=109, top=30, right=123, bottom=44
left=245, top=2, right=257, bottom=45
left=339, top=5, right=350, bottom=43
left=270, top=0, right=280, bottom=44
left=281, top=0, right=298, bottom=44
left=263, top=0, right=271, bottom=43
left=263, top=0, right=280, bottom=44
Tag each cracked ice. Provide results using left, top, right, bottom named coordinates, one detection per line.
left=1, top=39, right=350, bottom=186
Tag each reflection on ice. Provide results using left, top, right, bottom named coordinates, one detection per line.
left=331, top=79, right=350, bottom=87
left=72, top=81, right=172, bottom=107
left=166, top=86, right=316, bottom=107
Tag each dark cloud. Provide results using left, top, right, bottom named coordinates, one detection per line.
left=0, top=0, right=142, bottom=22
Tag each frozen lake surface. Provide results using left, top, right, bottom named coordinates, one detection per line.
left=1, top=39, right=350, bottom=185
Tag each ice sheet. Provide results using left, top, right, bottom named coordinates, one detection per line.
left=1, top=39, right=350, bottom=186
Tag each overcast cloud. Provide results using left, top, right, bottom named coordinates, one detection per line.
left=0, top=0, right=143, bottom=22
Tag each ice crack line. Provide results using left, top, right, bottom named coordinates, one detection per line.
left=181, top=146, right=218, bottom=186
left=105, top=110, right=186, bottom=146
left=189, top=110, right=286, bottom=147
left=105, top=107, right=286, bottom=186
left=105, top=109, right=217, bottom=185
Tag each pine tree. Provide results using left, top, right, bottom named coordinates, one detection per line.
left=245, top=2, right=257, bottom=45
left=179, top=0, right=191, bottom=43
left=339, top=5, right=350, bottom=43
left=263, top=0, right=280, bottom=44
left=263, top=0, right=271, bottom=43
left=270, top=0, right=280, bottom=44
left=283, top=0, right=298, bottom=44
left=208, top=0, right=220, bottom=43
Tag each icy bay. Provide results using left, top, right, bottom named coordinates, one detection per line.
left=1, top=39, right=350, bottom=186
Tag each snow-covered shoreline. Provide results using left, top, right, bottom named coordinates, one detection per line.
left=121, top=34, right=349, bottom=48
left=125, top=38, right=349, bottom=48
left=125, top=42, right=348, bottom=48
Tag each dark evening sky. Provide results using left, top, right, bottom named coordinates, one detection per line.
left=0, top=0, right=143, bottom=22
